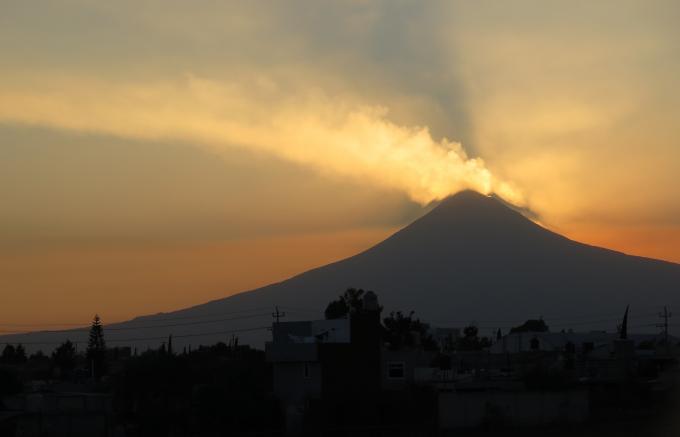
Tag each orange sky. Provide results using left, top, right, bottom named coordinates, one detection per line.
left=0, top=229, right=396, bottom=329
left=563, top=224, right=680, bottom=266
left=2, top=222, right=679, bottom=330
left=2, top=1, right=680, bottom=327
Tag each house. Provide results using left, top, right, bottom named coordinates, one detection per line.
left=382, top=348, right=438, bottom=390
left=433, top=327, right=460, bottom=351
left=490, top=331, right=672, bottom=355
left=491, top=331, right=607, bottom=355
left=267, top=295, right=679, bottom=433
left=266, top=291, right=382, bottom=432
left=265, top=318, right=350, bottom=408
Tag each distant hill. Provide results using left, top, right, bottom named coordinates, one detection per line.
left=4, top=190, right=680, bottom=352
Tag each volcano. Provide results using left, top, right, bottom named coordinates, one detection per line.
left=5, top=191, right=680, bottom=351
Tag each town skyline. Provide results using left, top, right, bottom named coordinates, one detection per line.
left=2, top=3, right=680, bottom=435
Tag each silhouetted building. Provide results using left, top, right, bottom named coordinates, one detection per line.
left=266, top=291, right=382, bottom=433
left=267, top=296, right=679, bottom=433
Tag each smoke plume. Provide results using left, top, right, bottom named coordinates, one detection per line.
left=0, top=74, right=523, bottom=206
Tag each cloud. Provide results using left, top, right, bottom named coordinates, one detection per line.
left=0, top=73, right=523, bottom=206
left=440, top=1, right=680, bottom=226
left=3, top=0, right=680, bottom=228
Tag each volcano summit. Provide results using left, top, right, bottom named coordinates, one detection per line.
left=5, top=191, right=680, bottom=351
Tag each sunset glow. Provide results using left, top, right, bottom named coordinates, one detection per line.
left=2, top=1, right=680, bottom=326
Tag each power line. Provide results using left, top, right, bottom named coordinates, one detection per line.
left=120, top=307, right=273, bottom=323
left=106, top=313, right=270, bottom=331
left=106, top=326, right=270, bottom=343
left=0, top=326, right=270, bottom=346
left=1, top=305, right=670, bottom=344
left=433, top=318, right=650, bottom=328
left=1, top=305, right=663, bottom=330
left=533, top=309, right=661, bottom=322
left=550, top=318, right=627, bottom=327
left=431, top=310, right=661, bottom=327
left=0, top=306, right=274, bottom=328
left=0, top=313, right=272, bottom=336
left=279, top=305, right=321, bottom=314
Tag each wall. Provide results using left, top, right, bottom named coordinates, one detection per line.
left=272, top=361, right=322, bottom=405
left=438, top=390, right=589, bottom=429
left=381, top=349, right=437, bottom=390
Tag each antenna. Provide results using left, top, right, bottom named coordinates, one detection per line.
left=272, top=306, right=286, bottom=324
left=657, top=306, right=672, bottom=346
left=618, top=305, right=629, bottom=340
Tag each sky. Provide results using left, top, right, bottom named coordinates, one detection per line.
left=2, top=1, right=680, bottom=328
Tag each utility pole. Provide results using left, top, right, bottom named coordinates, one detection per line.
left=272, top=306, right=286, bottom=324
left=657, top=306, right=672, bottom=346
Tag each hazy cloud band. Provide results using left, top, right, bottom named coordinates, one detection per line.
left=0, top=74, right=523, bottom=206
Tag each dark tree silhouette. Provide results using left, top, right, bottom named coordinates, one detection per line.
left=52, top=340, right=77, bottom=379
left=325, top=288, right=369, bottom=319
left=382, top=311, right=437, bottom=350
left=456, top=324, right=492, bottom=351
left=30, top=350, right=47, bottom=361
left=14, top=344, right=27, bottom=364
left=0, top=344, right=28, bottom=365
left=1, top=344, right=16, bottom=364
left=510, top=319, right=549, bottom=334
left=87, top=314, right=107, bottom=379
left=112, top=342, right=279, bottom=435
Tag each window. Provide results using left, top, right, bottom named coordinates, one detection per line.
left=530, top=337, right=540, bottom=350
left=304, top=362, right=311, bottom=379
left=387, top=362, right=405, bottom=379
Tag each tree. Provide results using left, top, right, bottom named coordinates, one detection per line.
left=0, top=344, right=27, bottom=365
left=30, top=350, right=47, bottom=361
left=456, top=324, right=492, bottom=351
left=324, top=288, right=367, bottom=319
left=87, top=314, right=107, bottom=379
left=15, top=344, right=27, bottom=364
left=1, top=344, right=16, bottom=364
left=510, top=319, right=549, bottom=334
left=52, top=340, right=77, bottom=378
left=382, top=311, right=437, bottom=350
